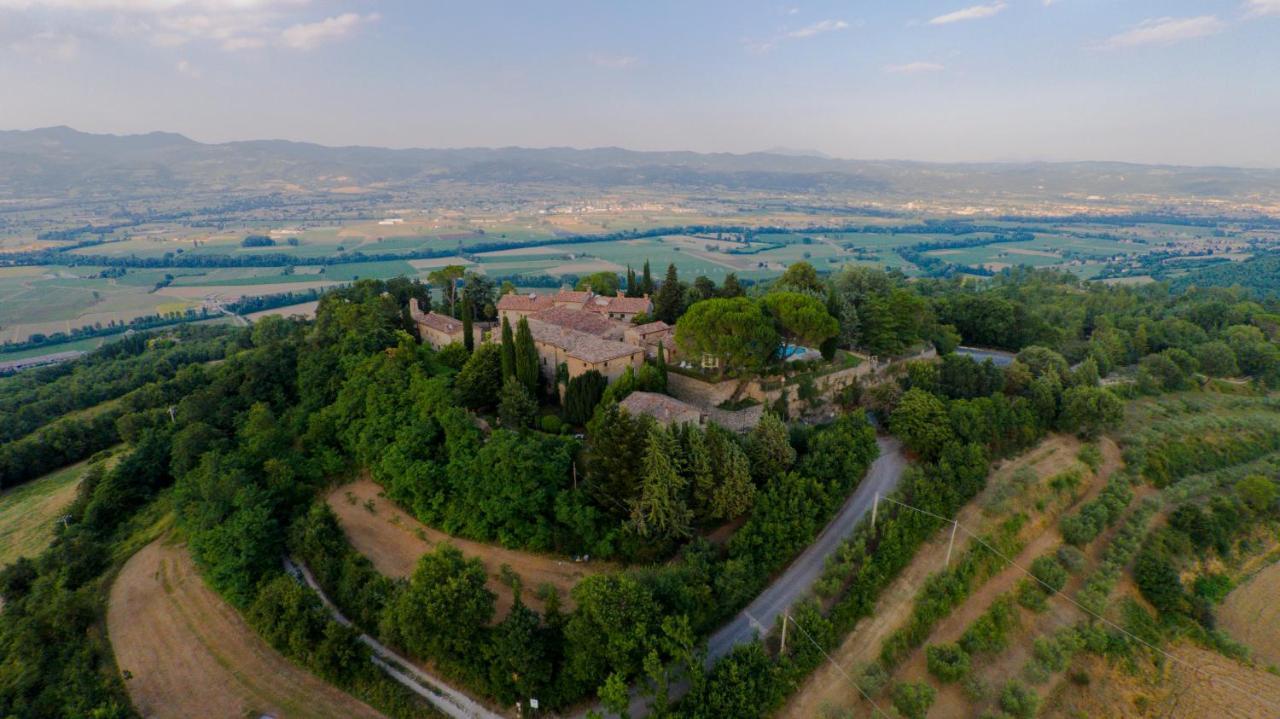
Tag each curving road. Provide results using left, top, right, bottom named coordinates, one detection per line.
left=291, top=435, right=909, bottom=719
left=705, top=435, right=905, bottom=661
left=286, top=558, right=503, bottom=719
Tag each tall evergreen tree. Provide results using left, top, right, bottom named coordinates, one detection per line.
left=626, top=266, right=639, bottom=297
left=461, top=294, right=475, bottom=353
left=629, top=425, right=692, bottom=539
left=654, top=263, right=684, bottom=324
left=515, top=317, right=540, bottom=395
left=499, top=377, right=538, bottom=429
left=500, top=316, right=516, bottom=381
left=641, top=260, right=655, bottom=296
left=585, top=401, right=652, bottom=508
left=721, top=273, right=744, bottom=298
left=707, top=426, right=755, bottom=520
left=746, top=412, right=796, bottom=484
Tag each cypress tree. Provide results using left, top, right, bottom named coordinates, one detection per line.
left=642, top=260, right=654, bottom=296
left=626, top=266, right=639, bottom=297
left=500, top=316, right=516, bottom=380
left=461, top=295, right=474, bottom=352
left=721, top=272, right=743, bottom=298
left=515, top=317, right=540, bottom=395
left=654, top=263, right=684, bottom=324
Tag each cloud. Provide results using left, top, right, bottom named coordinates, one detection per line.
left=1244, top=0, right=1280, bottom=17
left=279, top=12, right=376, bottom=49
left=589, top=52, right=638, bottom=69
left=929, top=2, right=1007, bottom=25
left=175, top=57, right=200, bottom=77
left=8, top=30, right=79, bottom=61
left=1102, top=16, right=1226, bottom=48
left=885, top=61, right=945, bottom=74
left=747, top=17, right=854, bottom=52
left=786, top=19, right=848, bottom=38
left=0, top=0, right=370, bottom=52
left=0, top=1, right=308, bottom=9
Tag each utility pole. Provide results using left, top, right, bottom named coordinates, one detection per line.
left=945, top=519, right=959, bottom=568
left=780, top=612, right=789, bottom=656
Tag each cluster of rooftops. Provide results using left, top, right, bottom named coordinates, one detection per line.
left=412, top=287, right=672, bottom=370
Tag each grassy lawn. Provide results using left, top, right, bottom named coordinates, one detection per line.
left=0, top=456, right=105, bottom=567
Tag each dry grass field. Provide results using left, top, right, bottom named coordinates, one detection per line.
left=108, top=538, right=385, bottom=719
left=1045, top=645, right=1280, bottom=718
left=0, top=458, right=94, bottom=568
left=327, top=478, right=612, bottom=618
left=1219, top=559, right=1280, bottom=669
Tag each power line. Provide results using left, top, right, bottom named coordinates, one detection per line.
left=876, top=494, right=1280, bottom=716
left=782, top=612, right=892, bottom=718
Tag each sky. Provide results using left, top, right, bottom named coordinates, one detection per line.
left=0, top=0, right=1278, bottom=167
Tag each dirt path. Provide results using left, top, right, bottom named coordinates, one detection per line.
left=327, top=479, right=611, bottom=618
left=108, top=539, right=385, bottom=719
left=777, top=435, right=1113, bottom=719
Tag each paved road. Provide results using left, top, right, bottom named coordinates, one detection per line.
left=706, top=435, right=905, bottom=660
left=286, top=558, right=504, bottom=719
left=955, top=345, right=1016, bottom=367
left=292, top=435, right=909, bottom=719
left=596, top=434, right=908, bottom=719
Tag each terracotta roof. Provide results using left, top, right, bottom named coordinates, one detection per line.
left=526, top=319, right=643, bottom=364
left=531, top=306, right=626, bottom=339
left=619, top=391, right=703, bottom=424
left=416, top=311, right=466, bottom=335
left=553, top=289, right=593, bottom=304
left=496, top=292, right=554, bottom=313
left=586, top=293, right=653, bottom=316
left=631, top=320, right=671, bottom=336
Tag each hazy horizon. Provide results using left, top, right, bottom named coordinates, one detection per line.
left=2, top=1, right=1278, bottom=167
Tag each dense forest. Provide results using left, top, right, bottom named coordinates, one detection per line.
left=0, top=259, right=1277, bottom=718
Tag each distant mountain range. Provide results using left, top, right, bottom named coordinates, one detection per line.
left=3, top=126, right=1280, bottom=211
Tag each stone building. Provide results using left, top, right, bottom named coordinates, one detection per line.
left=619, top=391, right=705, bottom=426
left=411, top=300, right=490, bottom=349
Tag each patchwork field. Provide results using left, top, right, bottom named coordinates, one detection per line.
left=108, top=539, right=385, bottom=719
left=326, top=479, right=611, bottom=619
left=0, top=458, right=95, bottom=568
left=3, top=214, right=1266, bottom=348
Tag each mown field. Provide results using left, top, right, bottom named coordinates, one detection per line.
left=0, top=458, right=94, bottom=567
left=108, top=539, right=387, bottom=719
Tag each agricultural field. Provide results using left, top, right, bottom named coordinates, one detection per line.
left=780, top=434, right=1119, bottom=719
left=0, top=265, right=199, bottom=344
left=3, top=210, right=1275, bottom=353
left=108, top=539, right=385, bottom=719
left=0, top=457, right=95, bottom=567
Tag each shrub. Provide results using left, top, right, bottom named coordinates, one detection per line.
left=999, top=680, right=1041, bottom=719
left=540, top=415, right=563, bottom=434
left=925, top=643, right=971, bottom=682
left=1078, top=443, right=1103, bottom=472
left=960, top=595, right=1019, bottom=656
left=891, top=681, right=936, bottom=719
